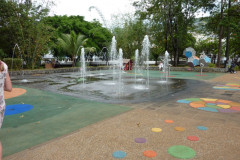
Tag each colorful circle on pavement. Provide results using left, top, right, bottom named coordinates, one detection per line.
left=4, top=104, right=33, bottom=116
left=168, top=145, right=196, bottom=159
left=175, top=127, right=185, bottom=131
left=197, top=126, right=208, bottom=131
left=213, top=83, right=240, bottom=91
left=143, top=150, right=157, bottom=158
left=4, top=88, right=26, bottom=99
left=165, top=119, right=174, bottom=123
left=187, top=136, right=199, bottom=141
left=152, top=128, right=162, bottom=132
left=177, top=98, right=240, bottom=113
left=112, top=151, right=127, bottom=159
left=135, top=138, right=146, bottom=143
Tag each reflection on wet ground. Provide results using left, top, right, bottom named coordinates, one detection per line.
left=11, top=70, right=210, bottom=104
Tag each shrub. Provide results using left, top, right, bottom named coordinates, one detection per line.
left=3, top=58, right=22, bottom=70
left=0, top=49, right=7, bottom=59
left=208, top=63, right=216, bottom=68
left=234, top=65, right=239, bottom=71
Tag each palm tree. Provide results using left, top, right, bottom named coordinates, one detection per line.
left=58, top=31, right=88, bottom=66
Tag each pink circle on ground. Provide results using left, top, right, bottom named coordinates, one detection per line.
left=135, top=138, right=146, bottom=143
left=187, top=136, right=199, bottom=141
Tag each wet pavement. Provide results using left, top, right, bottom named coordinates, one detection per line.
left=11, top=70, right=215, bottom=104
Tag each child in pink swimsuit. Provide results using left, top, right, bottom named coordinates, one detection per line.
left=0, top=61, right=12, bottom=160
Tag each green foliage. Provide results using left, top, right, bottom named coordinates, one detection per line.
left=112, top=14, right=148, bottom=59
left=234, top=65, right=239, bottom=71
left=3, top=58, right=22, bottom=70
left=0, top=49, right=7, bottom=59
left=44, top=15, right=112, bottom=57
left=150, top=46, right=165, bottom=64
left=208, top=63, right=216, bottom=68
left=0, top=0, right=54, bottom=69
left=205, top=1, right=240, bottom=58
left=133, top=0, right=215, bottom=66
left=58, top=31, right=88, bottom=66
left=195, top=38, right=219, bottom=55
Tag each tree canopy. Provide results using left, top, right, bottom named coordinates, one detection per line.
left=43, top=15, right=112, bottom=57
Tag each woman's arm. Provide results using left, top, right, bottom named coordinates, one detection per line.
left=4, top=72, right=12, bottom=92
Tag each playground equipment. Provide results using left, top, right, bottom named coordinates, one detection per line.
left=184, top=47, right=199, bottom=67
left=123, top=59, right=132, bottom=71
left=184, top=48, right=211, bottom=68
left=199, top=52, right=211, bottom=66
left=184, top=47, right=211, bottom=75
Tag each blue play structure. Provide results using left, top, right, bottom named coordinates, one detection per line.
left=184, top=48, right=211, bottom=67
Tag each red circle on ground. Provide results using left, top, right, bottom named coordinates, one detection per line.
left=165, top=119, right=174, bottom=123
left=187, top=136, right=199, bottom=141
left=143, top=150, right=157, bottom=158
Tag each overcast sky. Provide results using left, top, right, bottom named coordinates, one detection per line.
left=49, top=0, right=136, bottom=26
left=49, top=0, right=210, bottom=28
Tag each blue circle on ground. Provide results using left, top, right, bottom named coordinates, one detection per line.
left=197, top=126, right=208, bottom=131
left=112, top=150, right=127, bottom=159
left=4, top=104, right=33, bottom=116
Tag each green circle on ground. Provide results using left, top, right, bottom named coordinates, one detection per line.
left=168, top=145, right=196, bottom=159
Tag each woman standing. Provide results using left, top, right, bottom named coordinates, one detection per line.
left=0, top=61, right=12, bottom=160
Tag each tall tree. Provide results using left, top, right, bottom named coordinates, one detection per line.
left=58, top=31, right=88, bottom=66
left=133, top=0, right=215, bottom=66
left=44, top=15, right=112, bottom=56
left=224, top=0, right=231, bottom=67
left=206, top=0, right=240, bottom=65
left=111, top=13, right=148, bottom=59
left=217, top=0, right=224, bottom=67
left=0, top=0, right=54, bottom=69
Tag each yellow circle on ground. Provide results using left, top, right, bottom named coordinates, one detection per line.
left=152, top=128, right=162, bottom=132
left=200, top=98, right=217, bottom=102
left=217, top=105, right=231, bottom=109
left=175, top=127, right=185, bottom=131
left=4, top=88, right=27, bottom=99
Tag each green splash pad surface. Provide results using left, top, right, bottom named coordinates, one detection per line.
left=125, top=70, right=224, bottom=80
left=1, top=86, right=131, bottom=157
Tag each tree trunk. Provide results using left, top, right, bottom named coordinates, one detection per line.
left=217, top=0, right=224, bottom=67
left=174, top=23, right=179, bottom=66
left=168, top=8, right=178, bottom=66
left=224, top=0, right=231, bottom=68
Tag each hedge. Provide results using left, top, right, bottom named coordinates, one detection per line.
left=3, top=58, right=22, bottom=70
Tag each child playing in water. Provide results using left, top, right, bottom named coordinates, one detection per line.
left=158, top=62, right=163, bottom=71
left=0, top=60, right=12, bottom=160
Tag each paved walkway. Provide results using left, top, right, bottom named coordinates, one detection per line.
left=3, top=71, right=240, bottom=160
